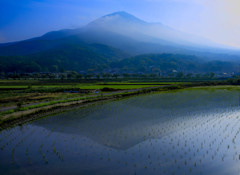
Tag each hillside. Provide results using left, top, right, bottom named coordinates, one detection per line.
left=0, top=51, right=237, bottom=74
left=0, top=43, right=129, bottom=72
left=111, top=54, right=237, bottom=74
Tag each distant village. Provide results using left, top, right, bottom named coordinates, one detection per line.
left=0, top=67, right=236, bottom=80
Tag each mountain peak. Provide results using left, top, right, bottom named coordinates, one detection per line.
left=103, top=11, right=145, bottom=24
left=105, top=11, right=131, bottom=17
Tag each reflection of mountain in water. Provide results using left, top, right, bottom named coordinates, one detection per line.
left=33, top=88, right=240, bottom=150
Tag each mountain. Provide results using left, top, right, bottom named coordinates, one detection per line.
left=85, top=11, right=213, bottom=47
left=42, top=11, right=217, bottom=47
left=0, top=11, right=239, bottom=74
left=1, top=11, right=239, bottom=57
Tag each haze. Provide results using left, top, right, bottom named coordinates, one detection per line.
left=1, top=0, right=240, bottom=48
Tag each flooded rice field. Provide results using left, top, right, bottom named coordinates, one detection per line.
left=1, top=87, right=240, bottom=175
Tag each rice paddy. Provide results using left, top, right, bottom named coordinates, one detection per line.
left=1, top=87, right=240, bottom=174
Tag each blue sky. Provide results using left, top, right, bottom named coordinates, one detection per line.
left=1, top=0, right=240, bottom=48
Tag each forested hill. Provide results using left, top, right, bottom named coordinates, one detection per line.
left=0, top=43, right=129, bottom=73
left=110, top=54, right=236, bottom=73
left=0, top=48, right=237, bottom=74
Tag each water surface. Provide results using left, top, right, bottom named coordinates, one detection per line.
left=1, top=87, right=240, bottom=175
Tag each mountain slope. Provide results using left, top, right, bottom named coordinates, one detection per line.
left=111, top=54, right=237, bottom=73
left=0, top=51, right=237, bottom=74
left=0, top=42, right=129, bottom=72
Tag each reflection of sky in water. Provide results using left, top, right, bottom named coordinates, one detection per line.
left=1, top=88, right=240, bottom=175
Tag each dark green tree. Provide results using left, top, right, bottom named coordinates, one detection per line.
left=176, top=72, right=184, bottom=78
